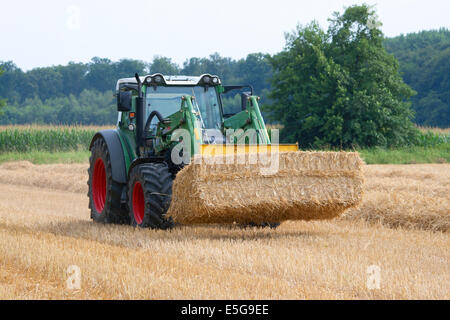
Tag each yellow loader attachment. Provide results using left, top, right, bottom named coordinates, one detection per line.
left=167, top=146, right=364, bottom=225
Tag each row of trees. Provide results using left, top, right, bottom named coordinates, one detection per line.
left=1, top=90, right=116, bottom=125
left=0, top=68, right=6, bottom=115
left=0, top=53, right=272, bottom=104
left=0, top=53, right=273, bottom=126
left=1, top=43, right=447, bottom=127
left=384, top=28, right=449, bottom=127
left=0, top=28, right=448, bottom=127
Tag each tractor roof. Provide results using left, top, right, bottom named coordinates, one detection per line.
left=116, top=74, right=221, bottom=91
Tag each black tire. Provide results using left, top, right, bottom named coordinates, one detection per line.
left=164, top=148, right=185, bottom=176
left=241, top=222, right=281, bottom=229
left=88, top=138, right=129, bottom=224
left=128, top=163, right=174, bottom=229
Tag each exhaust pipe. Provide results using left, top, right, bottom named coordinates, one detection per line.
left=135, top=73, right=145, bottom=151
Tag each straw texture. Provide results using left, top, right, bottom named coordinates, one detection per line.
left=167, top=152, right=364, bottom=225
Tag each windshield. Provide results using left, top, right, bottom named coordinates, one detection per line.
left=145, top=86, right=222, bottom=131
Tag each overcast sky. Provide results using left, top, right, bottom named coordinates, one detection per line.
left=1, top=0, right=449, bottom=71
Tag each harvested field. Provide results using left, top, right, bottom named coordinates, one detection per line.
left=0, top=161, right=88, bottom=194
left=0, top=161, right=448, bottom=299
left=344, top=164, right=450, bottom=232
left=1, top=161, right=447, bottom=232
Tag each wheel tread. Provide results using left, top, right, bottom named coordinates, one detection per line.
left=128, top=163, right=174, bottom=229
left=88, top=138, right=129, bottom=224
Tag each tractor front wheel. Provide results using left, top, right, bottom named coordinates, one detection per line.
left=128, top=163, right=174, bottom=229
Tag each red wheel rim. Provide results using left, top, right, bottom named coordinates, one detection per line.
left=92, top=158, right=106, bottom=213
left=133, top=182, right=145, bottom=225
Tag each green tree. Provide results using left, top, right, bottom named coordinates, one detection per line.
left=56, top=62, right=89, bottom=96
left=182, top=57, right=208, bottom=76
left=0, top=67, right=6, bottom=115
left=150, top=56, right=180, bottom=75
left=384, top=29, right=450, bottom=127
left=27, top=66, right=64, bottom=101
left=115, top=59, right=147, bottom=81
left=85, top=57, right=116, bottom=92
left=236, top=53, right=272, bottom=93
left=268, top=5, right=416, bottom=148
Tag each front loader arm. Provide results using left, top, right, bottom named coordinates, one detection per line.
left=153, top=95, right=203, bottom=157
left=223, top=95, right=271, bottom=144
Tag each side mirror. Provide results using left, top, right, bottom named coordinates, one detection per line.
left=241, top=92, right=251, bottom=111
left=117, top=91, right=132, bottom=112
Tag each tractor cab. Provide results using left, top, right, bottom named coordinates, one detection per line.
left=117, top=74, right=222, bottom=122
left=115, top=74, right=265, bottom=158
left=117, top=74, right=226, bottom=144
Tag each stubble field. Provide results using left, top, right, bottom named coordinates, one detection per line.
left=0, top=161, right=448, bottom=299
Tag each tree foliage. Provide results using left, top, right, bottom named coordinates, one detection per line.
left=0, top=67, right=6, bottom=115
left=150, top=56, right=180, bottom=75
left=0, top=54, right=273, bottom=125
left=384, top=29, right=450, bottom=127
left=0, top=20, right=446, bottom=130
left=268, top=5, right=416, bottom=148
left=1, top=90, right=116, bottom=125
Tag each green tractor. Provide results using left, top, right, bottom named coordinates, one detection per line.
left=88, top=73, right=363, bottom=229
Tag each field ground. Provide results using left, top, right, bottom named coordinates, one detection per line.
left=0, top=162, right=448, bottom=299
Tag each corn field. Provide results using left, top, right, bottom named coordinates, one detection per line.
left=414, top=130, right=450, bottom=147
left=0, top=125, right=448, bottom=155
left=0, top=126, right=105, bottom=153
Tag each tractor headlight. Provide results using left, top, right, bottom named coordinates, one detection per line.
left=200, top=75, right=220, bottom=86
left=203, top=76, right=211, bottom=84
left=145, top=74, right=166, bottom=86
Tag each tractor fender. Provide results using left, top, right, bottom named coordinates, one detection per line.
left=90, top=130, right=127, bottom=184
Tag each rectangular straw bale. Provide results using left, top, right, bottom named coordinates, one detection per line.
left=167, top=151, right=364, bottom=225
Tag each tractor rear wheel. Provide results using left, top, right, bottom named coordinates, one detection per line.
left=88, top=138, right=128, bottom=224
left=128, top=163, right=174, bottom=229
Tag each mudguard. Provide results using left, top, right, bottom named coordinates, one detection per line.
left=89, top=130, right=127, bottom=184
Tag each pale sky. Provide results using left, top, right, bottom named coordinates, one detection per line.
left=1, top=0, right=449, bottom=71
